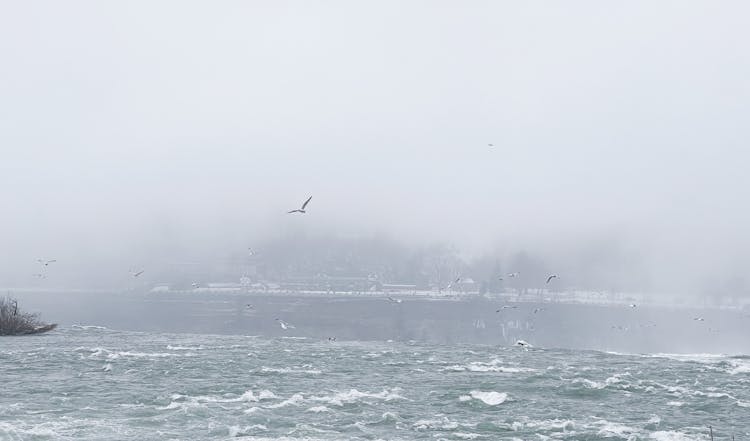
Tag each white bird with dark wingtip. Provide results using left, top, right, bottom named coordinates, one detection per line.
left=446, top=277, right=461, bottom=290
left=545, top=274, right=558, bottom=284
left=191, top=282, right=200, bottom=288
left=387, top=296, right=403, bottom=304
left=507, top=272, right=520, bottom=278
left=693, top=317, right=705, bottom=322
left=275, top=318, right=295, bottom=330
left=131, top=269, right=145, bottom=278
left=628, top=304, right=637, bottom=308
left=37, top=259, right=56, bottom=267
left=288, top=196, right=312, bottom=214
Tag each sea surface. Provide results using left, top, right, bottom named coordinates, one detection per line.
left=1, top=327, right=748, bottom=440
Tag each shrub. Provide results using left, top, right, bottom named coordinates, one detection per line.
left=0, top=296, right=56, bottom=335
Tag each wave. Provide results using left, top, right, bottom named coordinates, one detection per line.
left=71, top=324, right=108, bottom=330
left=442, top=358, right=536, bottom=373
left=311, top=388, right=406, bottom=407
left=463, top=391, right=508, bottom=406
left=258, top=366, right=322, bottom=375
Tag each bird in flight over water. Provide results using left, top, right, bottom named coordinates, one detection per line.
left=288, top=196, right=312, bottom=214
left=546, top=274, right=558, bottom=284
left=37, top=259, right=56, bottom=267
left=131, top=269, right=145, bottom=278
left=275, top=318, right=295, bottom=330
left=507, top=272, right=520, bottom=278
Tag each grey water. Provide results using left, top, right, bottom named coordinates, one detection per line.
left=1, top=327, right=748, bottom=440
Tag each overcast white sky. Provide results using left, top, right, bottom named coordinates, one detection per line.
left=1, top=1, right=749, bottom=290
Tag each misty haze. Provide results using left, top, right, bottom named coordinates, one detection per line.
left=1, top=2, right=749, bottom=440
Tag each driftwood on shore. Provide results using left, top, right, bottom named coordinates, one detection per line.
left=0, top=296, right=57, bottom=336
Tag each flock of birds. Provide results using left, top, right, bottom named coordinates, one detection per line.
left=31, top=193, right=723, bottom=339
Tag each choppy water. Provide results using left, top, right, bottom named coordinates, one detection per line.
left=1, top=328, right=748, bottom=440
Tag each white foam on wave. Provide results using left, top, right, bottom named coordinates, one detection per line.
left=728, top=360, right=750, bottom=375
left=737, top=400, right=750, bottom=407
left=265, top=393, right=305, bottom=409
left=595, top=420, right=640, bottom=438
left=453, top=432, right=484, bottom=439
left=311, top=388, right=406, bottom=406
left=650, top=430, right=702, bottom=441
left=71, top=325, right=108, bottom=330
left=413, top=416, right=460, bottom=430
left=228, top=424, right=268, bottom=437
left=160, top=388, right=275, bottom=411
left=166, top=345, right=203, bottom=351
left=259, top=366, right=322, bottom=375
left=443, top=358, right=535, bottom=373
left=519, top=418, right=575, bottom=432
left=107, top=351, right=195, bottom=359
left=666, top=401, right=684, bottom=406
left=466, top=391, right=508, bottom=406
left=307, top=405, right=329, bottom=413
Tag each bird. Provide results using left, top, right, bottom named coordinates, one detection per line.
left=245, top=304, right=255, bottom=310
left=507, top=272, right=520, bottom=278
left=497, top=276, right=504, bottom=281
left=533, top=308, right=544, bottom=314
left=288, top=196, right=312, bottom=214
left=488, top=143, right=494, bottom=147
left=545, top=274, right=558, bottom=284
left=327, top=336, right=337, bottom=342
left=247, top=248, right=256, bottom=257
left=37, top=259, right=56, bottom=267
left=275, top=318, right=295, bottom=330
left=387, top=296, right=403, bottom=304
left=131, top=269, right=145, bottom=278
left=191, top=282, right=200, bottom=288
left=693, top=317, right=705, bottom=321
left=628, top=304, right=637, bottom=308
left=446, top=277, right=461, bottom=289
left=495, top=305, right=518, bottom=312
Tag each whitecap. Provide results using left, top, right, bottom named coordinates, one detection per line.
left=311, top=388, right=406, bottom=406
left=307, top=406, right=329, bottom=413
left=468, top=391, right=508, bottom=406
left=650, top=430, right=702, bottom=441
left=264, top=393, right=304, bottom=409
left=259, top=366, right=321, bottom=375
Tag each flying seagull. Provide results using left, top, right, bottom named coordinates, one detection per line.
left=131, top=269, right=145, bottom=278
left=37, top=259, right=56, bottom=267
left=545, top=274, right=558, bottom=284
left=693, top=317, right=705, bottom=321
left=533, top=307, right=544, bottom=314
left=495, top=305, right=518, bottom=312
left=446, top=277, right=461, bottom=290
left=507, top=272, right=520, bottom=278
left=288, top=196, right=312, bottom=214
left=387, top=296, right=403, bottom=304
left=191, top=282, right=200, bottom=288
left=628, top=304, right=637, bottom=308
left=275, top=318, right=295, bottom=330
